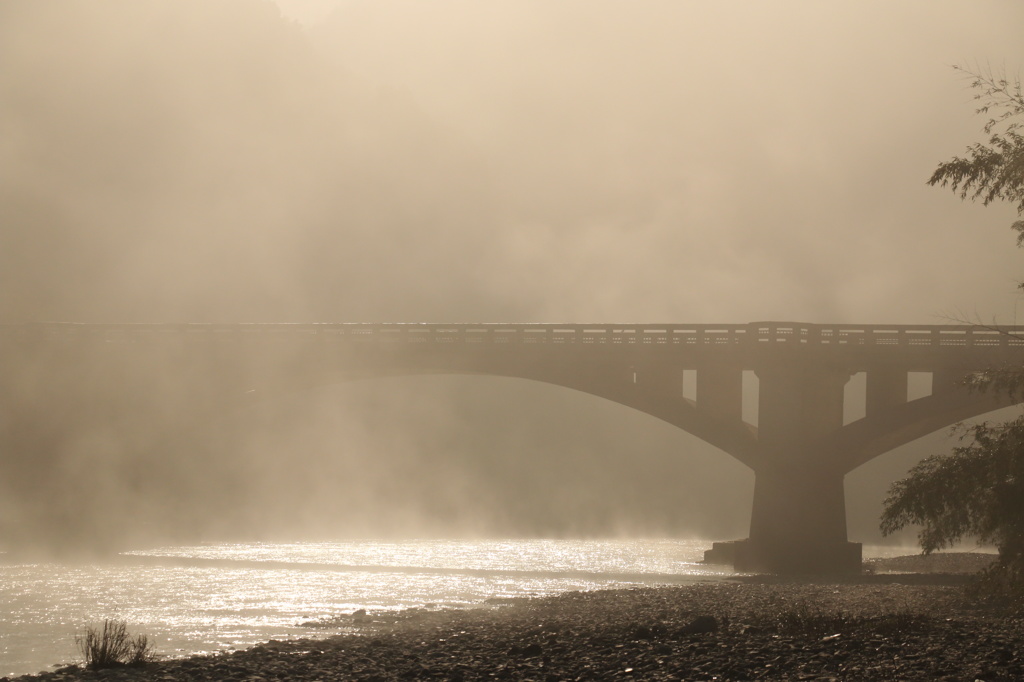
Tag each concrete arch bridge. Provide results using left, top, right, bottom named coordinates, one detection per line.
left=6, top=321, right=1024, bottom=572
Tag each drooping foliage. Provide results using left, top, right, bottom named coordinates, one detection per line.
left=963, top=365, right=1024, bottom=402
left=882, top=65, right=1024, bottom=589
left=927, top=65, right=1024, bottom=237
left=881, top=418, right=1024, bottom=564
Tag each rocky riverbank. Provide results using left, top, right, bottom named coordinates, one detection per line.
left=8, top=554, right=1021, bottom=682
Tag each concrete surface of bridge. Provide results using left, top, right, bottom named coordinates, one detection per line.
left=4, top=321, right=1024, bottom=573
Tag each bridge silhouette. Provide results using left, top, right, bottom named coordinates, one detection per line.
left=7, top=321, right=1024, bottom=572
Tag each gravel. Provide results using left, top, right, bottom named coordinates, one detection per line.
left=7, top=553, right=1021, bottom=682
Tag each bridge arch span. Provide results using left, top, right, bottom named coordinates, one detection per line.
left=269, top=349, right=761, bottom=469
left=829, top=389, right=1023, bottom=474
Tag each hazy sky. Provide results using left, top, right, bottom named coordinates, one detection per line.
left=290, top=0, right=1024, bottom=325
left=5, top=0, right=1023, bottom=324
left=3, top=1, right=1024, bottom=551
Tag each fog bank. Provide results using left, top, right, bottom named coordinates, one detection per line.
left=2, top=0, right=1022, bottom=553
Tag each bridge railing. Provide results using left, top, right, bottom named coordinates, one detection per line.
left=5, top=322, right=1024, bottom=349
left=751, top=323, right=1024, bottom=348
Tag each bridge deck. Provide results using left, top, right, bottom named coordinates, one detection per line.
left=6, top=322, right=1024, bottom=349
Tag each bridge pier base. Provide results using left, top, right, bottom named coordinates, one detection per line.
left=703, top=459, right=865, bottom=572
left=704, top=463, right=863, bottom=573
left=703, top=538, right=862, bottom=573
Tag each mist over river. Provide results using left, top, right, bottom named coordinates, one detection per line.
left=0, top=539, right=922, bottom=677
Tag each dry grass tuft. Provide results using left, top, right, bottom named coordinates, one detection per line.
left=76, top=619, right=155, bottom=670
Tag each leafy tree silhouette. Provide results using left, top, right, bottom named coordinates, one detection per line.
left=884, top=65, right=1024, bottom=591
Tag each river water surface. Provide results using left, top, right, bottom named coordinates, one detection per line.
left=1, top=538, right=910, bottom=677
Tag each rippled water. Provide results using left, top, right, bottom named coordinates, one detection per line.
left=0, top=539, right=919, bottom=677
left=1, top=538, right=732, bottom=677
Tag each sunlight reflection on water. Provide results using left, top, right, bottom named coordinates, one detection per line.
left=1, top=538, right=723, bottom=677
left=0, top=539, right=935, bottom=677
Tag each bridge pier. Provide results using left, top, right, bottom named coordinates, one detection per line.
left=704, top=464, right=861, bottom=572
left=705, top=355, right=863, bottom=573
left=745, top=465, right=860, bottom=572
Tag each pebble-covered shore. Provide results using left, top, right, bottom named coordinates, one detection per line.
left=8, top=554, right=1022, bottom=682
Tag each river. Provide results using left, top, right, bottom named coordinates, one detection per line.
left=1, top=538, right=910, bottom=677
